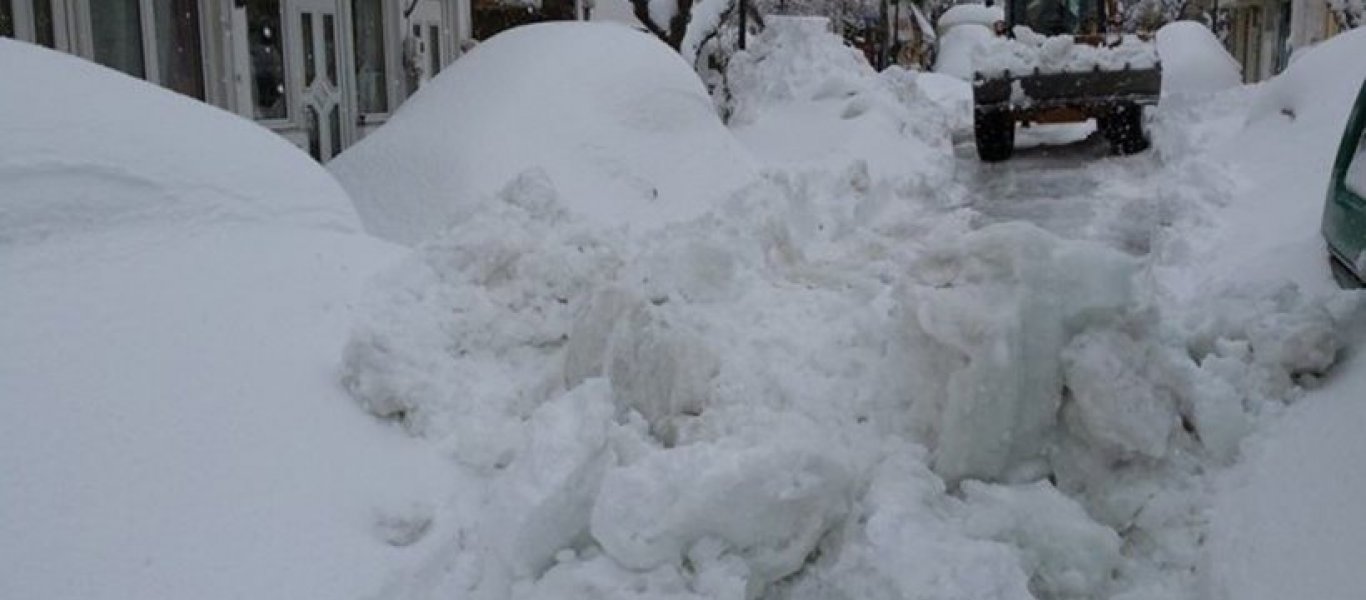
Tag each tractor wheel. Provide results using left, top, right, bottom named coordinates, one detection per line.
left=1102, top=103, right=1150, bottom=155
left=974, top=109, right=1015, bottom=162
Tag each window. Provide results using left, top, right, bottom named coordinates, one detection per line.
left=245, top=0, right=287, bottom=120
left=428, top=24, right=440, bottom=77
left=91, top=0, right=146, bottom=78
left=153, top=0, right=205, bottom=99
left=33, top=0, right=54, bottom=48
left=1348, top=128, right=1366, bottom=199
left=352, top=0, right=387, bottom=114
left=1, top=0, right=13, bottom=38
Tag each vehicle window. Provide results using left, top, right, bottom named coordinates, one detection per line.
left=1347, top=127, right=1366, bottom=198
left=1025, top=0, right=1080, bottom=35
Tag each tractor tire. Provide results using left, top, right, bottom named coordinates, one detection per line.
left=974, top=109, right=1015, bottom=162
left=1102, top=103, right=1150, bottom=155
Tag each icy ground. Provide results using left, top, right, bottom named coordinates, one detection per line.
left=4, top=21, right=1366, bottom=600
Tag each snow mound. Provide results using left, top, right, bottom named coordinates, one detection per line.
left=1155, top=21, right=1241, bottom=97
left=0, top=40, right=450, bottom=600
left=727, top=16, right=957, bottom=186
left=329, top=22, right=757, bottom=246
left=935, top=22, right=996, bottom=80
left=1249, top=28, right=1366, bottom=136
left=0, top=39, right=358, bottom=246
left=974, top=28, right=1159, bottom=78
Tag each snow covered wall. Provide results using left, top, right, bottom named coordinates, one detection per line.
left=329, top=22, right=758, bottom=246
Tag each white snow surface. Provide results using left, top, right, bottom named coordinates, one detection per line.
left=0, top=40, right=453, bottom=600
left=974, top=27, right=1159, bottom=78
left=1155, top=21, right=1242, bottom=97
left=934, top=21, right=996, bottom=80
left=7, top=15, right=1366, bottom=600
left=329, top=23, right=757, bottom=246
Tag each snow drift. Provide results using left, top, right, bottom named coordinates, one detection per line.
left=0, top=39, right=450, bottom=600
left=329, top=22, right=758, bottom=246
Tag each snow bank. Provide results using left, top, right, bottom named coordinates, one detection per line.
left=726, top=16, right=957, bottom=185
left=1185, top=29, right=1366, bottom=295
left=0, top=39, right=358, bottom=245
left=329, top=22, right=757, bottom=246
left=1207, top=344, right=1366, bottom=600
left=0, top=40, right=451, bottom=600
left=1155, top=21, right=1241, bottom=97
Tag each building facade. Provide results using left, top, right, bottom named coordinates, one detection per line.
left=1227, top=0, right=1344, bottom=82
left=0, top=0, right=473, bottom=161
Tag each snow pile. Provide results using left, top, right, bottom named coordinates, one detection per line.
left=726, top=16, right=958, bottom=185
left=329, top=22, right=757, bottom=246
left=1181, top=29, right=1366, bottom=294
left=1155, top=21, right=1241, bottom=97
left=973, top=28, right=1159, bottom=78
left=933, top=6, right=999, bottom=82
left=935, top=22, right=997, bottom=80
left=0, top=39, right=451, bottom=600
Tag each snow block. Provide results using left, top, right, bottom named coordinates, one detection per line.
left=906, top=223, right=1138, bottom=484
left=961, top=480, right=1122, bottom=599
left=488, top=379, right=616, bottom=578
left=590, top=441, right=851, bottom=596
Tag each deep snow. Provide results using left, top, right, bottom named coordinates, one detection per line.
left=0, top=39, right=453, bottom=600
left=4, top=18, right=1366, bottom=600
left=329, top=22, right=756, bottom=246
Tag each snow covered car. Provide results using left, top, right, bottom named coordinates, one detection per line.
left=1322, top=77, right=1366, bottom=287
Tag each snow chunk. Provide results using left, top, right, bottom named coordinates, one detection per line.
left=591, top=440, right=851, bottom=595
left=973, top=29, right=1158, bottom=78
left=904, top=222, right=1139, bottom=483
left=1155, top=21, right=1241, bottom=97
left=329, top=23, right=757, bottom=245
left=487, top=379, right=616, bottom=577
left=961, top=480, right=1122, bottom=599
left=1062, top=328, right=1178, bottom=459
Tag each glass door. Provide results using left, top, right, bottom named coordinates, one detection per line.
left=291, top=0, right=348, bottom=161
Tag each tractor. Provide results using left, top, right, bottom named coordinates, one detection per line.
left=971, top=0, right=1161, bottom=161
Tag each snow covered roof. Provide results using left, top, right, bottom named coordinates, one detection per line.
left=329, top=22, right=758, bottom=246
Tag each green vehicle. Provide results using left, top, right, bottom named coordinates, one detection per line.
left=1322, top=78, right=1366, bottom=288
